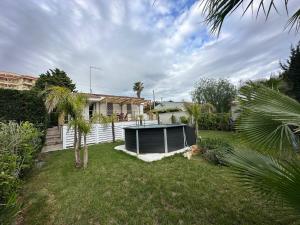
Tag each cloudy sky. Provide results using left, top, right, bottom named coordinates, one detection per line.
left=0, top=0, right=298, bottom=101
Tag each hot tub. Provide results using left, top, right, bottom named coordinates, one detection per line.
left=124, top=124, right=196, bottom=154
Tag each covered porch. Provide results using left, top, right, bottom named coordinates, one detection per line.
left=84, top=93, right=149, bottom=121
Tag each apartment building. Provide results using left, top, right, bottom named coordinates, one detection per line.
left=0, top=71, right=37, bottom=90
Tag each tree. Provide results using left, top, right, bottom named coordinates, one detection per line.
left=77, top=118, right=92, bottom=169
left=184, top=102, right=201, bottom=137
left=133, top=81, right=144, bottom=98
left=35, top=68, right=76, bottom=92
left=199, top=0, right=300, bottom=34
left=225, top=85, right=300, bottom=216
left=45, top=86, right=87, bottom=167
left=280, top=42, right=300, bottom=102
left=192, top=78, right=236, bottom=113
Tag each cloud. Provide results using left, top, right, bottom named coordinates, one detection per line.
left=0, top=0, right=298, bottom=101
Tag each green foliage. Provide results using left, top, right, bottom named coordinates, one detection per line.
left=200, top=0, right=300, bottom=34
left=133, top=81, right=144, bottom=98
left=192, top=78, right=237, bottom=113
left=34, top=68, right=76, bottom=92
left=0, top=121, right=42, bottom=225
left=238, top=84, right=300, bottom=152
left=197, top=137, right=233, bottom=165
left=170, top=114, right=177, bottom=124
left=226, top=150, right=300, bottom=215
left=198, top=113, right=232, bottom=131
left=179, top=116, right=188, bottom=124
left=280, top=42, right=300, bottom=102
left=0, top=89, right=48, bottom=132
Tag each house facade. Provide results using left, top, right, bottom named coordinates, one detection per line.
left=0, top=71, right=37, bottom=90
left=84, top=93, right=149, bottom=121
left=155, top=101, right=188, bottom=124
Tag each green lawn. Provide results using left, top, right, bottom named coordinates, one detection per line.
left=20, top=131, right=291, bottom=225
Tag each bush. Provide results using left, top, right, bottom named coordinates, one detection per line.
left=0, top=121, right=42, bottom=225
left=170, top=114, right=177, bottom=124
left=198, top=113, right=233, bottom=131
left=180, top=116, right=189, bottom=124
left=0, top=89, right=48, bottom=132
left=197, top=138, right=233, bottom=165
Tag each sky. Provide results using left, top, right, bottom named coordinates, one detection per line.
left=0, top=0, right=299, bottom=101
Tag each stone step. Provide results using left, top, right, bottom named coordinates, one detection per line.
left=46, top=133, right=61, bottom=138
left=42, top=144, right=63, bottom=153
left=45, top=138, right=62, bottom=146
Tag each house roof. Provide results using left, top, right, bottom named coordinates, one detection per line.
left=155, top=101, right=187, bottom=111
left=84, top=93, right=149, bottom=104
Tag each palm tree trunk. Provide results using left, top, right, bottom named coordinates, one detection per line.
left=137, top=91, right=140, bottom=98
left=75, top=130, right=82, bottom=167
left=83, top=135, right=88, bottom=169
left=73, top=125, right=78, bottom=164
left=112, top=120, right=115, bottom=142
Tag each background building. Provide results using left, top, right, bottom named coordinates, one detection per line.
left=0, top=71, right=37, bottom=90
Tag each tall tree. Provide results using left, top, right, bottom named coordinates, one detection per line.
left=45, top=86, right=87, bottom=167
left=280, top=42, right=300, bottom=102
left=198, top=0, right=300, bottom=34
left=35, top=68, right=76, bottom=92
left=192, top=78, right=236, bottom=113
left=133, top=81, right=144, bottom=98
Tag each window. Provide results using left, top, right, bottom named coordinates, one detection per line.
left=107, top=103, right=113, bottom=115
left=89, top=103, right=95, bottom=119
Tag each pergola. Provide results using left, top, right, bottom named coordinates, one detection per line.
left=86, top=93, right=149, bottom=105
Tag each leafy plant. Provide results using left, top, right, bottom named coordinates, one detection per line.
left=192, top=78, right=237, bottom=113
left=226, top=85, right=300, bottom=217
left=180, top=116, right=189, bottom=124
left=200, top=0, right=300, bottom=34
left=184, top=102, right=201, bottom=136
left=226, top=150, right=300, bottom=214
left=197, top=138, right=233, bottom=165
left=0, top=121, right=42, bottom=225
left=170, top=114, right=177, bottom=124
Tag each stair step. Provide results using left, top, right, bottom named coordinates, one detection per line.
left=46, top=133, right=61, bottom=138
left=45, top=140, right=62, bottom=146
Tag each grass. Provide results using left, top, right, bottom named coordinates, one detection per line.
left=19, top=131, right=293, bottom=225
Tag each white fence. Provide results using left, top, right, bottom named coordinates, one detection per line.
left=62, top=120, right=158, bottom=149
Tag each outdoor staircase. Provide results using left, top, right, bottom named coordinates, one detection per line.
left=42, top=126, right=63, bottom=153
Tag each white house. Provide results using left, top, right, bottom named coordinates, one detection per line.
left=83, top=93, right=149, bottom=121
left=155, top=101, right=189, bottom=124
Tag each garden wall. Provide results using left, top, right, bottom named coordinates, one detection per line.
left=62, top=120, right=158, bottom=149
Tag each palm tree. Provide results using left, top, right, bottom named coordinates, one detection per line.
left=199, top=0, right=300, bottom=34
left=225, top=85, right=300, bottom=215
left=133, top=82, right=144, bottom=98
left=184, top=102, right=201, bottom=137
left=45, top=86, right=87, bottom=167
left=77, top=118, right=92, bottom=169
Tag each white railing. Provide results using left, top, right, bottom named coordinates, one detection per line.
left=62, top=120, right=158, bottom=149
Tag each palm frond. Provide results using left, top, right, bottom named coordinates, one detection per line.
left=200, top=0, right=299, bottom=35
left=237, top=85, right=300, bottom=152
left=225, top=150, right=300, bottom=215
left=286, top=8, right=300, bottom=32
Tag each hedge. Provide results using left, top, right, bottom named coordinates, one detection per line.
left=198, top=113, right=233, bottom=131
left=0, top=89, right=47, bottom=132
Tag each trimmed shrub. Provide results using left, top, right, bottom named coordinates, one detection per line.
left=198, top=113, right=233, bottom=131
left=0, top=89, right=48, bottom=132
left=0, top=121, right=42, bottom=225
left=180, top=116, right=189, bottom=124
left=197, top=138, right=233, bottom=165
